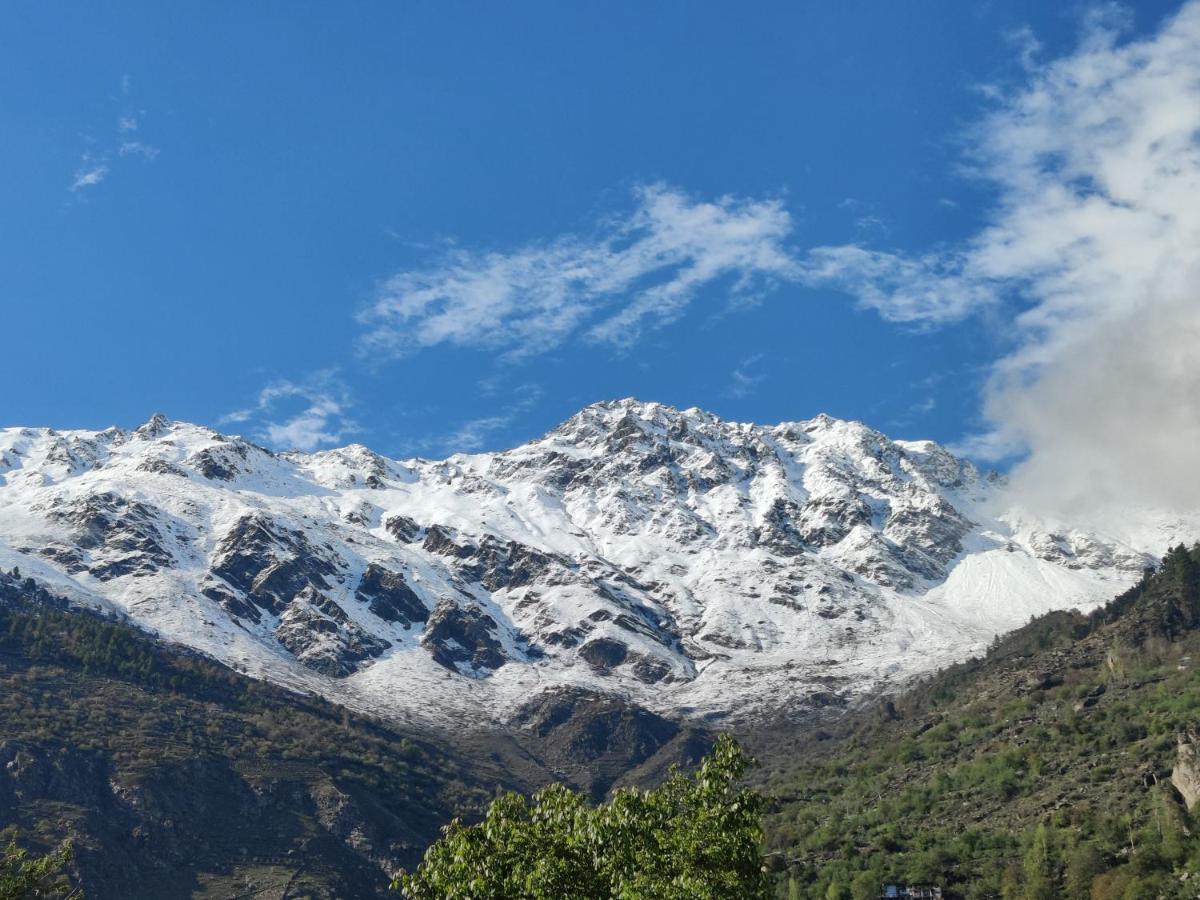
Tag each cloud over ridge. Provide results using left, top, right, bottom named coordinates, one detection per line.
left=956, top=1, right=1200, bottom=523
left=352, top=1, right=1200, bottom=529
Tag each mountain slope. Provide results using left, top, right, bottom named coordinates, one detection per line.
left=0, top=400, right=1172, bottom=726
left=0, top=570, right=715, bottom=898
left=759, top=544, right=1200, bottom=899
left=0, top=571, right=505, bottom=899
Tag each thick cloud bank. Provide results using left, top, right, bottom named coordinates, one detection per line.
left=825, top=3, right=1200, bottom=530
left=972, top=3, right=1200, bottom=525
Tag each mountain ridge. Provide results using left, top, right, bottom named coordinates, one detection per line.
left=0, top=399, right=1178, bottom=728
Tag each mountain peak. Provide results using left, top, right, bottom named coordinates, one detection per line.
left=135, top=413, right=173, bottom=439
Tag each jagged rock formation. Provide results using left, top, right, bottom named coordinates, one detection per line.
left=0, top=400, right=1168, bottom=726
left=1172, top=732, right=1200, bottom=811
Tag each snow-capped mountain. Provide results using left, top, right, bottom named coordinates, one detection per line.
left=0, top=400, right=1178, bottom=726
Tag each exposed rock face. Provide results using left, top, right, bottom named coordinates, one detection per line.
left=273, top=586, right=391, bottom=677
left=579, top=637, right=629, bottom=672
left=46, top=492, right=174, bottom=580
left=134, top=457, right=188, bottom=478
left=420, top=599, right=512, bottom=675
left=208, top=514, right=340, bottom=616
left=384, top=514, right=420, bottom=543
left=0, top=399, right=1169, bottom=727
left=204, top=515, right=387, bottom=675
left=463, top=536, right=566, bottom=593
left=1172, top=732, right=1200, bottom=811
left=355, top=564, right=427, bottom=626
left=189, top=446, right=242, bottom=481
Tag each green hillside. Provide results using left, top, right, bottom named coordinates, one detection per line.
left=763, top=546, right=1200, bottom=899
left=7, top=546, right=1200, bottom=900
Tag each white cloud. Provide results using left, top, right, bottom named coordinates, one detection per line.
left=802, top=245, right=996, bottom=325
left=222, top=372, right=356, bottom=452
left=828, top=2, right=1200, bottom=523
left=262, top=400, right=346, bottom=451
left=441, top=414, right=520, bottom=453
left=119, top=140, right=159, bottom=160
left=355, top=179, right=1003, bottom=361
left=422, top=384, right=544, bottom=454
left=358, top=184, right=800, bottom=360
left=70, top=163, right=109, bottom=192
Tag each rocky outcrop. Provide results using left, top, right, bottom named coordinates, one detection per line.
left=188, top=446, right=243, bottom=481
left=464, top=536, right=567, bottom=592
left=384, top=514, right=420, bottom=543
left=273, top=587, right=390, bottom=677
left=355, top=564, right=427, bottom=626
left=207, top=514, right=339, bottom=617
left=421, top=600, right=508, bottom=675
left=205, top=515, right=389, bottom=675
left=1172, top=732, right=1200, bottom=811
left=47, top=492, right=174, bottom=580
left=579, top=637, right=628, bottom=672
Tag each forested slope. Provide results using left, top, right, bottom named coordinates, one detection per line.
left=763, top=546, right=1200, bottom=899
left=0, top=570, right=515, bottom=899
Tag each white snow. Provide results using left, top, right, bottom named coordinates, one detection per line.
left=0, top=399, right=1191, bottom=728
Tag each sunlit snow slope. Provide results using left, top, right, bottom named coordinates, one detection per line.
left=0, top=400, right=1181, bottom=726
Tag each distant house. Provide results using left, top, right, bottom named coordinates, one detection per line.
left=880, top=885, right=943, bottom=899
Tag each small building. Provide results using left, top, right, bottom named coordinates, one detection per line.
left=881, top=884, right=943, bottom=900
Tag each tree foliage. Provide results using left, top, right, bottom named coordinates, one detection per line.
left=0, top=834, right=79, bottom=900
left=394, top=734, right=770, bottom=899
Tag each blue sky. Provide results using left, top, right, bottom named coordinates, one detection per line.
left=2, top=0, right=1193, bottom=464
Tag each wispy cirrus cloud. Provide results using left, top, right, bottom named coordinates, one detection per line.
left=723, top=354, right=767, bottom=399
left=355, top=180, right=999, bottom=365
left=222, top=371, right=356, bottom=452
left=401, top=384, right=544, bottom=456
left=69, top=77, right=159, bottom=195
left=357, top=184, right=801, bottom=360
left=70, top=162, right=110, bottom=192
left=802, top=246, right=997, bottom=326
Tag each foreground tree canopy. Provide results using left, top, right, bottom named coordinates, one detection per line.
left=394, top=734, right=770, bottom=900
left=0, top=834, right=78, bottom=900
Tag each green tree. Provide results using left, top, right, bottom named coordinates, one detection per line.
left=1062, top=842, right=1105, bottom=900
left=1022, top=823, right=1057, bottom=900
left=394, top=735, right=770, bottom=899
left=0, top=835, right=80, bottom=900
